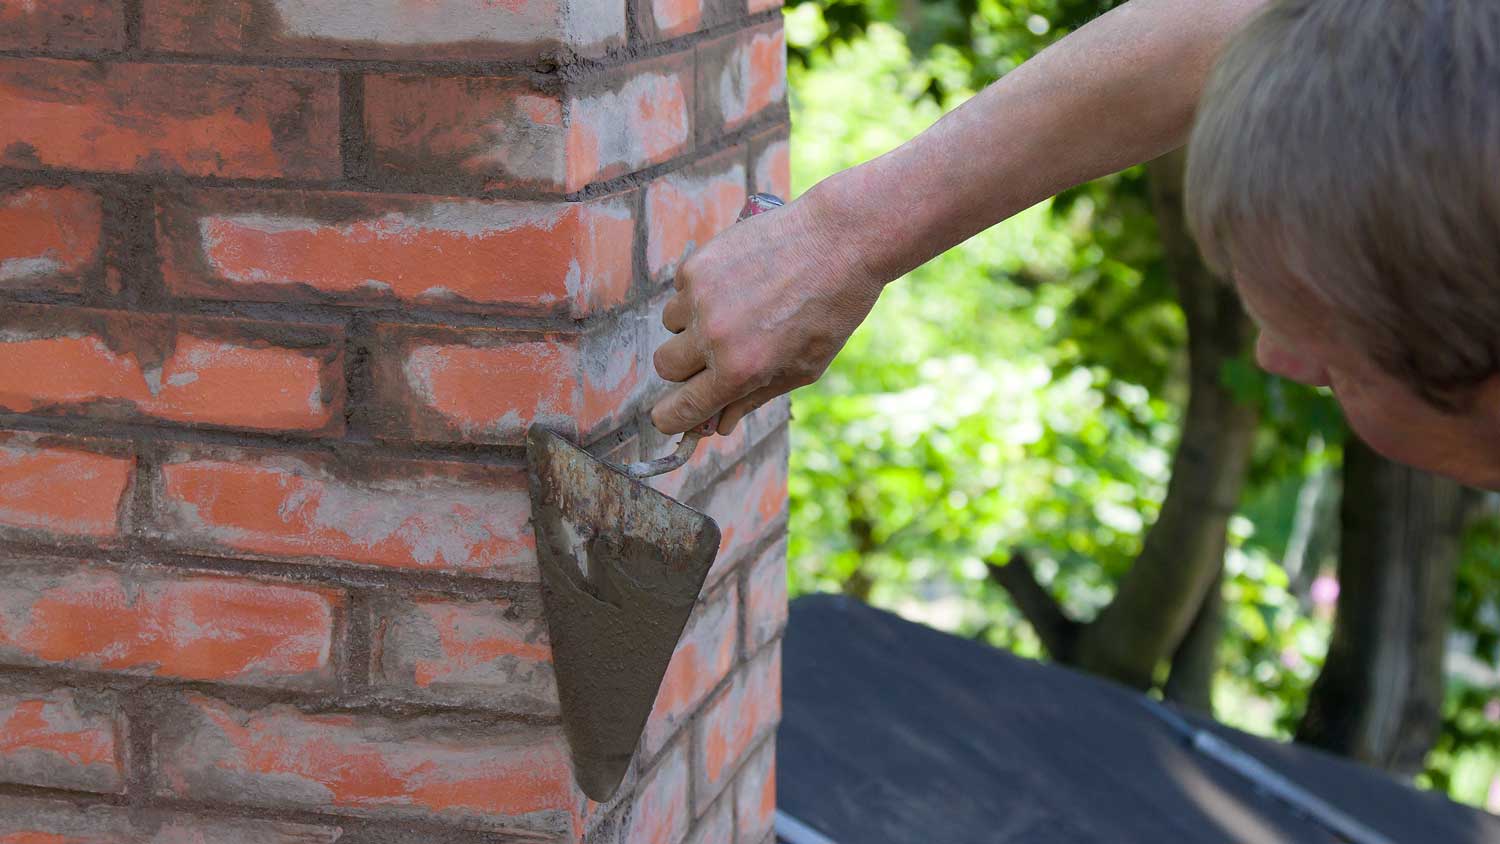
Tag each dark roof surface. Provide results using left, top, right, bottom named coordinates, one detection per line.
left=777, top=594, right=1500, bottom=844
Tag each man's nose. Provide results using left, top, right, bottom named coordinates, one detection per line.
left=1255, top=333, right=1331, bottom=387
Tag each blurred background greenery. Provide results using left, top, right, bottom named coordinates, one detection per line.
left=779, top=0, right=1500, bottom=808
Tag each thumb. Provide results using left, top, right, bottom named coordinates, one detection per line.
left=651, top=371, right=730, bottom=434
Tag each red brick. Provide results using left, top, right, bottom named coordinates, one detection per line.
left=742, top=537, right=787, bottom=654
left=0, top=687, right=123, bottom=794
left=0, top=186, right=103, bottom=293
left=157, top=188, right=634, bottom=316
left=0, top=59, right=339, bottom=179
left=153, top=448, right=537, bottom=579
left=747, top=0, right=782, bottom=14
left=751, top=132, right=790, bottom=200
left=0, top=795, right=344, bottom=844
left=155, top=693, right=580, bottom=835
left=684, top=794, right=732, bottom=844
left=370, top=312, right=650, bottom=446
left=155, top=459, right=516, bottom=581
left=644, top=0, right=703, bottom=40
left=693, top=644, right=780, bottom=809
left=0, top=433, right=132, bottom=541
left=364, top=76, right=568, bottom=193
left=691, top=433, right=789, bottom=584
left=0, top=305, right=344, bottom=434
left=370, top=596, right=557, bottom=717
left=0, top=561, right=342, bottom=688
left=641, top=387, right=790, bottom=502
left=566, top=55, right=693, bottom=191
left=645, top=153, right=747, bottom=281
left=733, top=739, right=775, bottom=843
left=642, top=580, right=737, bottom=757
left=695, top=24, right=786, bottom=136
left=141, top=0, right=625, bottom=60
left=620, top=740, right=689, bottom=844
left=0, top=0, right=124, bottom=51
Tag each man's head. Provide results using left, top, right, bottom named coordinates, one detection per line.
left=1186, top=0, right=1500, bottom=486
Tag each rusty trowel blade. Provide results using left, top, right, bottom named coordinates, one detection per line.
left=525, top=425, right=721, bottom=802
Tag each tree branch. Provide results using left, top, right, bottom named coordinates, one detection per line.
left=987, top=551, right=1080, bottom=659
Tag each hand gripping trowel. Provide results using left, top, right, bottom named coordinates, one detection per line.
left=526, top=194, right=784, bottom=802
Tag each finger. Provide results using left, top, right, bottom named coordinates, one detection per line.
left=652, top=371, right=732, bottom=435
left=661, top=293, right=690, bottom=334
left=716, top=385, right=782, bottom=435
left=653, top=332, right=707, bottom=383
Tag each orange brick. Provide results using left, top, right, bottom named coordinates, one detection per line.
left=691, top=433, right=789, bottom=584
left=642, top=580, right=737, bottom=757
left=693, top=644, right=780, bottom=808
left=152, top=449, right=537, bottom=579
left=0, top=0, right=124, bottom=50
left=141, top=0, right=625, bottom=60
left=158, top=188, right=635, bottom=316
left=0, top=434, right=132, bottom=541
left=732, top=739, right=775, bottom=842
left=0, top=186, right=103, bottom=294
left=751, top=131, right=791, bottom=200
left=0, top=305, right=344, bottom=434
left=621, top=740, right=689, bottom=844
left=743, top=537, right=788, bottom=654
left=154, top=694, right=580, bottom=835
left=645, top=152, right=747, bottom=281
left=0, top=561, right=342, bottom=689
left=0, top=688, right=123, bottom=794
left=0, top=59, right=339, bottom=179
left=370, top=313, right=650, bottom=446
left=370, top=596, right=558, bottom=717
left=566, top=55, right=693, bottom=191
left=0, top=795, right=344, bottom=843
left=695, top=23, right=786, bottom=136
left=747, top=0, right=783, bottom=13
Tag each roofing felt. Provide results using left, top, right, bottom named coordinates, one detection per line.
left=777, top=593, right=1500, bottom=844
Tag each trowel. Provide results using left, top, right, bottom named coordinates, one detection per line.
left=527, top=194, right=784, bottom=802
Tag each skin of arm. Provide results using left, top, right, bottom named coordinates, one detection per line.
left=650, top=0, right=1273, bottom=435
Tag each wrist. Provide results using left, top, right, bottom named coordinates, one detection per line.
left=802, top=163, right=910, bottom=294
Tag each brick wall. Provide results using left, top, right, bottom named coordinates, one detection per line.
left=0, top=1, right=790, bottom=842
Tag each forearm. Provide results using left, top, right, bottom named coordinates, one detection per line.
left=813, top=0, right=1271, bottom=283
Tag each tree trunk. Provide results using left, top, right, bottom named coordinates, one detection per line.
left=1296, top=438, right=1473, bottom=775
left=1163, top=564, right=1224, bottom=714
left=1065, top=149, right=1259, bottom=688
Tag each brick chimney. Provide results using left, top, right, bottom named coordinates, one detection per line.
left=0, top=1, right=790, bottom=842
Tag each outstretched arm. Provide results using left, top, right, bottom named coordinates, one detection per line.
left=651, top=0, right=1272, bottom=435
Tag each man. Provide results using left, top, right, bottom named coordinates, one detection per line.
left=650, top=0, right=1500, bottom=489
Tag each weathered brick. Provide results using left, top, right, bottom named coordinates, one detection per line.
left=742, top=537, right=788, bottom=655
left=642, top=580, right=737, bottom=757
left=621, top=740, right=689, bottom=844
left=0, top=433, right=132, bottom=541
left=733, top=739, right=775, bottom=843
left=747, top=0, right=783, bottom=14
left=683, top=795, right=733, bottom=844
left=363, top=76, right=568, bottom=194
left=0, top=561, right=342, bottom=688
left=695, top=23, right=786, bottom=137
left=0, top=687, right=123, bottom=794
left=370, top=311, right=650, bottom=446
left=642, top=391, right=790, bottom=502
left=0, top=795, right=344, bottom=843
left=646, top=151, right=747, bottom=282
left=157, top=188, right=635, bottom=316
left=0, top=305, right=344, bottom=434
left=155, top=694, right=579, bottom=835
left=693, top=643, right=780, bottom=809
left=141, top=0, right=625, bottom=60
left=0, top=0, right=124, bottom=51
left=566, top=55, right=693, bottom=191
left=151, top=448, right=536, bottom=579
left=750, top=131, right=790, bottom=200
left=0, top=185, right=104, bottom=293
left=0, top=59, right=339, bottom=179
left=369, top=596, right=557, bottom=717
left=691, top=432, right=789, bottom=584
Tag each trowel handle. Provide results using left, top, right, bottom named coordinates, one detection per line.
left=623, top=194, right=785, bottom=481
